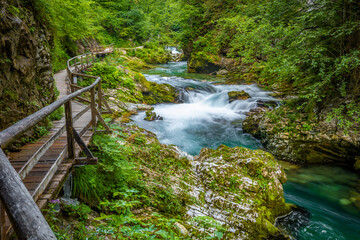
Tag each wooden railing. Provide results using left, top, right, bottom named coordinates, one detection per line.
left=90, top=43, right=114, bottom=54
left=0, top=45, right=113, bottom=239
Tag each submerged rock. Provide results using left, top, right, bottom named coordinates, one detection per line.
left=275, top=206, right=311, bottom=239
left=228, top=90, right=251, bottom=103
left=189, top=145, right=292, bottom=239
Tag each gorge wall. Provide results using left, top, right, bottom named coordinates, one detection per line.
left=0, top=0, right=55, bottom=131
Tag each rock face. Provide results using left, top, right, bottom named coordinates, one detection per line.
left=189, top=145, right=292, bottom=239
left=0, top=1, right=55, bottom=130
left=243, top=107, right=360, bottom=166
left=228, top=90, right=251, bottom=103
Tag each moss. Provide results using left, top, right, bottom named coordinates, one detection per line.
left=143, top=82, right=177, bottom=105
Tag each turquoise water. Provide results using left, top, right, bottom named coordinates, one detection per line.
left=282, top=165, right=360, bottom=240
left=134, top=62, right=360, bottom=239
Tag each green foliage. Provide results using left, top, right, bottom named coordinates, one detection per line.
left=127, top=43, right=172, bottom=64
left=63, top=204, right=92, bottom=222
left=44, top=0, right=182, bottom=71
left=180, top=0, right=360, bottom=126
left=84, top=62, right=135, bottom=89
left=64, top=124, right=195, bottom=238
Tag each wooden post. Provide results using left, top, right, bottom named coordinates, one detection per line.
left=65, top=101, right=75, bottom=159
left=0, top=149, right=56, bottom=239
left=91, top=88, right=96, bottom=131
left=69, top=72, right=74, bottom=93
left=74, top=59, right=78, bottom=72
left=0, top=201, right=5, bottom=240
left=98, top=81, right=102, bottom=112
left=92, top=52, right=95, bottom=62
left=80, top=56, right=83, bottom=70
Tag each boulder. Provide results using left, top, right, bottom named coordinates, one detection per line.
left=189, top=145, right=292, bottom=239
left=243, top=106, right=360, bottom=167
left=228, top=91, right=251, bottom=103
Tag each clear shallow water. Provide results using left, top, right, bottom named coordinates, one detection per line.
left=133, top=61, right=360, bottom=239
left=283, top=165, right=360, bottom=240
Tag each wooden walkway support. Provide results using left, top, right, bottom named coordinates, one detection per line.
left=0, top=44, right=114, bottom=239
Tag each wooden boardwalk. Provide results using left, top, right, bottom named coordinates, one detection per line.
left=0, top=45, right=114, bottom=239
left=8, top=69, right=92, bottom=206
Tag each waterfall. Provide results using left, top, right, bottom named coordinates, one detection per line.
left=133, top=67, right=278, bottom=155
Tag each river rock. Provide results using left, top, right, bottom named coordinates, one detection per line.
left=174, top=222, right=189, bottom=236
left=189, top=145, right=292, bottom=239
left=144, top=110, right=163, bottom=121
left=228, top=91, right=251, bottom=103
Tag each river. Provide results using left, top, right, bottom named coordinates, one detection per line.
left=132, top=61, right=360, bottom=239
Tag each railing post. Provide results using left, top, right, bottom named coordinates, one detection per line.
left=98, top=80, right=102, bottom=112
left=0, top=201, right=5, bottom=240
left=65, top=101, right=75, bottom=159
left=92, top=52, right=95, bottom=62
left=80, top=56, right=83, bottom=70
left=74, top=59, right=79, bottom=72
left=91, top=88, right=97, bottom=131
left=86, top=54, right=90, bottom=68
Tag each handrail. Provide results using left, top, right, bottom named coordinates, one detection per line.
left=0, top=44, right=113, bottom=240
left=0, top=78, right=100, bottom=149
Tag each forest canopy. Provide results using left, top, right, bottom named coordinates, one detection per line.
left=31, top=0, right=360, bottom=125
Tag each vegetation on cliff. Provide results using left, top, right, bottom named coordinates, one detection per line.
left=179, top=0, right=360, bottom=130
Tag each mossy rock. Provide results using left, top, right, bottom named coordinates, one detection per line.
left=192, top=145, right=292, bottom=239
left=228, top=90, right=251, bottom=103
left=143, top=82, right=177, bottom=105
left=134, top=72, right=151, bottom=93
left=144, top=110, right=163, bottom=121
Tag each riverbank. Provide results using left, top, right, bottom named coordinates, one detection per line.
left=45, top=52, right=294, bottom=239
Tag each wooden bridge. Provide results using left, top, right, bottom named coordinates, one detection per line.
left=0, top=44, right=114, bottom=239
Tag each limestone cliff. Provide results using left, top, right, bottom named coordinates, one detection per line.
left=0, top=0, right=55, bottom=131
left=243, top=107, right=360, bottom=168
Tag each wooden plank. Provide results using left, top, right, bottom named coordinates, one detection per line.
left=31, top=148, right=67, bottom=201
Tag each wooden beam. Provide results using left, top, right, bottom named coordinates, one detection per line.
left=98, top=80, right=102, bottom=111
left=100, top=95, right=113, bottom=114
left=65, top=101, right=75, bottom=159
left=73, top=129, right=94, bottom=159
left=72, top=72, right=98, bottom=79
left=74, top=158, right=98, bottom=166
left=91, top=88, right=97, bottom=132
left=75, top=96, right=91, bottom=104
left=95, top=108, right=111, bottom=132
left=0, top=149, right=56, bottom=239
left=69, top=84, right=83, bottom=90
